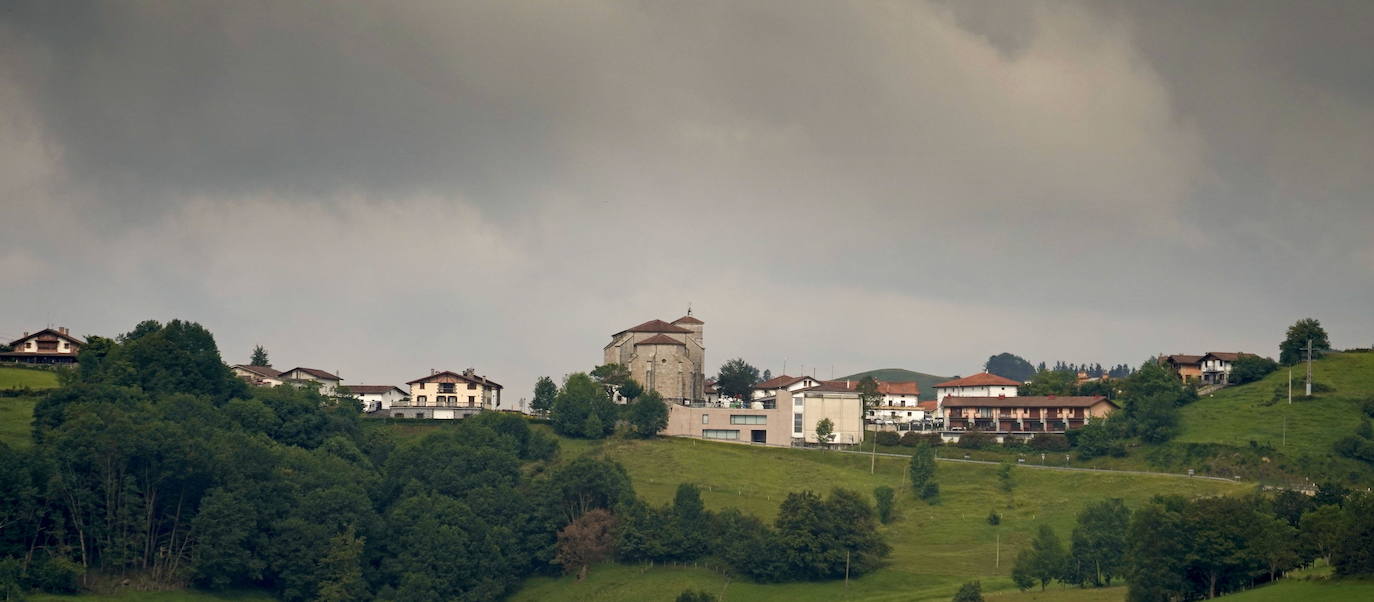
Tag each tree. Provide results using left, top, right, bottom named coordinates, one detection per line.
left=717, top=358, right=761, bottom=402
left=1300, top=504, right=1350, bottom=563
left=1019, top=525, right=1068, bottom=590
left=909, top=443, right=936, bottom=495
left=773, top=489, right=890, bottom=580
left=761, top=369, right=772, bottom=382
left=1069, top=499, right=1130, bottom=587
left=590, top=363, right=632, bottom=400
left=250, top=345, right=270, bottom=366
left=1021, top=369, right=1077, bottom=396
left=951, top=581, right=984, bottom=602
left=815, top=418, right=835, bottom=446
left=986, top=353, right=1035, bottom=383
left=1331, top=493, right=1374, bottom=577
left=874, top=486, right=895, bottom=524
left=618, top=379, right=644, bottom=402
left=627, top=391, right=669, bottom=438
left=857, top=375, right=882, bottom=413
left=1228, top=355, right=1278, bottom=385
left=1280, top=318, right=1331, bottom=366
left=554, top=508, right=617, bottom=580
left=550, top=372, right=615, bottom=439
left=1126, top=498, right=1190, bottom=602
left=1129, top=393, right=1180, bottom=444
left=532, top=376, right=557, bottom=416
left=315, top=526, right=367, bottom=602
left=1252, top=515, right=1299, bottom=582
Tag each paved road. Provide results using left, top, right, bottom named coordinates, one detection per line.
left=825, top=446, right=1242, bottom=483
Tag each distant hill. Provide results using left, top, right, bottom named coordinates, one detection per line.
left=839, top=368, right=951, bottom=401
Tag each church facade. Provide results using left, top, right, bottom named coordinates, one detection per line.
left=604, top=313, right=705, bottom=404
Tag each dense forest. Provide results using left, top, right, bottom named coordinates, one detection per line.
left=0, top=320, right=885, bottom=600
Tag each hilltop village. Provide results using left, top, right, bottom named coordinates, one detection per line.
left=1, top=313, right=1270, bottom=450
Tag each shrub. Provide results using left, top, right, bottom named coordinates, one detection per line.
left=1001, top=437, right=1025, bottom=450
left=1029, top=434, right=1070, bottom=451
left=677, top=590, right=717, bottom=602
left=875, top=430, right=900, bottom=446
left=956, top=432, right=995, bottom=450
left=952, top=580, right=984, bottom=601
left=874, top=486, right=895, bottom=524
left=920, top=481, right=940, bottom=502
left=900, top=431, right=921, bottom=447
left=1363, top=398, right=1374, bottom=418
left=27, top=556, right=82, bottom=594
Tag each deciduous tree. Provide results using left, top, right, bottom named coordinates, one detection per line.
left=717, top=358, right=761, bottom=402
left=986, top=353, right=1035, bottom=383
left=1280, top=318, right=1331, bottom=366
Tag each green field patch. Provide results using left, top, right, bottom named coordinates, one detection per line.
left=0, top=365, right=61, bottom=390
left=0, top=395, right=38, bottom=448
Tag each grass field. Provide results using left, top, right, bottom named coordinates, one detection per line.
left=0, top=395, right=39, bottom=448
left=1213, top=579, right=1374, bottom=601
left=1176, top=352, right=1374, bottom=459
left=510, top=433, right=1244, bottom=601
left=841, top=368, right=950, bottom=401
left=32, top=590, right=274, bottom=602
left=0, top=365, right=61, bottom=389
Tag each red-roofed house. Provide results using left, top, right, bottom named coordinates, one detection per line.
left=603, top=310, right=706, bottom=404
left=233, top=364, right=285, bottom=387
left=393, top=369, right=504, bottom=419
left=933, top=372, right=1021, bottom=410
left=943, top=395, right=1118, bottom=435
left=279, top=367, right=343, bottom=396
left=750, top=374, right=825, bottom=400
left=1162, top=355, right=1203, bottom=383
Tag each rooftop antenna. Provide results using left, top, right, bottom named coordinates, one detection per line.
left=687, top=302, right=692, bottom=317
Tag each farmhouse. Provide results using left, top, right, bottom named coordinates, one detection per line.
left=278, top=367, right=343, bottom=396
left=232, top=364, right=285, bottom=387
left=750, top=374, right=825, bottom=400
left=1162, top=354, right=1203, bottom=383
left=604, top=313, right=706, bottom=404
left=2, top=327, right=83, bottom=365
left=392, top=369, right=503, bottom=419
left=943, top=395, right=1118, bottom=434
left=1198, top=352, right=1255, bottom=385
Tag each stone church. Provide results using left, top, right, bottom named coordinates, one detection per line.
left=603, top=312, right=705, bottom=404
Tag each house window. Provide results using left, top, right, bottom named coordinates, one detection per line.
left=468, top=395, right=476, bottom=406
left=468, top=383, right=476, bottom=390
left=702, top=414, right=709, bottom=425
left=440, top=383, right=455, bottom=393
left=793, top=413, right=803, bottom=433
left=703, top=429, right=739, bottom=440
left=417, top=395, right=427, bottom=404
left=793, top=396, right=804, bottom=407
left=978, top=408, right=991, bottom=418
left=730, top=415, right=766, bottom=425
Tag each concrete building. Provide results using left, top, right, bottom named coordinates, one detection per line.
left=345, top=384, right=408, bottom=413
left=933, top=373, right=1021, bottom=409
left=232, top=364, right=285, bottom=387
left=664, top=403, right=789, bottom=445
left=393, top=369, right=503, bottom=419
left=2, top=327, right=83, bottom=365
left=788, top=383, right=865, bottom=446
left=603, top=313, right=706, bottom=404
left=750, top=374, right=825, bottom=400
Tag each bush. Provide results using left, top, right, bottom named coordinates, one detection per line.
left=952, top=580, right=984, bottom=602
left=1001, top=437, right=1025, bottom=450
left=875, top=430, right=900, bottom=446
left=1028, top=434, right=1070, bottom=451
left=1363, top=398, right=1374, bottom=418
left=874, top=486, right=895, bottom=524
left=27, top=556, right=82, bottom=594
left=677, top=590, right=717, bottom=602
left=920, top=481, right=940, bottom=502
left=956, top=432, right=995, bottom=450
left=899, top=431, right=921, bottom=447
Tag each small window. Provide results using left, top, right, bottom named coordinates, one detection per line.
left=702, top=414, right=710, bottom=425
left=468, top=395, right=476, bottom=405
left=793, top=396, right=804, bottom=406
left=702, top=429, right=739, bottom=440
left=417, top=395, right=427, bottom=404
left=793, top=413, right=803, bottom=433
left=467, top=383, right=476, bottom=390
left=730, top=415, right=766, bottom=425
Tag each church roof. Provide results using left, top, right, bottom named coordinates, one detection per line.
left=635, top=334, right=687, bottom=346
left=672, top=315, right=704, bottom=325
left=615, top=319, right=692, bottom=335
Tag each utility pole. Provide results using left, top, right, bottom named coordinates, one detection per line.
left=1305, top=338, right=1313, bottom=397
left=844, top=550, right=851, bottom=590
left=1288, top=368, right=1292, bottom=404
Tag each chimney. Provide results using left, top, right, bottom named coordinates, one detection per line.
left=58, top=327, right=68, bottom=335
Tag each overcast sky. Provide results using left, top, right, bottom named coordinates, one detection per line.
left=3, top=1, right=1372, bottom=401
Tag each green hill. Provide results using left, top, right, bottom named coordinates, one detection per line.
left=0, top=365, right=61, bottom=390
left=512, top=434, right=1242, bottom=601
left=841, top=368, right=951, bottom=400
left=1173, top=351, right=1374, bottom=468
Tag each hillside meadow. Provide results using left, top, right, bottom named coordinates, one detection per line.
left=0, top=365, right=60, bottom=449
left=509, top=433, right=1244, bottom=601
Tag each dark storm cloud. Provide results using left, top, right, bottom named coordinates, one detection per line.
left=2, top=1, right=1372, bottom=393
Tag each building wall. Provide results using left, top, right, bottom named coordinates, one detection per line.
left=280, top=369, right=339, bottom=396
left=664, top=403, right=789, bottom=445
left=794, top=392, right=864, bottom=445
left=935, top=384, right=1018, bottom=405
left=409, top=374, right=495, bottom=408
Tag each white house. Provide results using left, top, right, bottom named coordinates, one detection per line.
left=933, top=373, right=1021, bottom=410
left=2, top=327, right=84, bottom=365
left=751, top=374, right=825, bottom=400
left=785, top=382, right=865, bottom=446
left=344, top=385, right=408, bottom=413
left=1198, top=352, right=1255, bottom=385
left=279, top=367, right=343, bottom=396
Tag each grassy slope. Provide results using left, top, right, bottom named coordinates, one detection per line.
left=0, top=365, right=61, bottom=389
left=513, top=434, right=1243, bottom=601
left=842, top=368, right=951, bottom=401
left=33, top=591, right=275, bottom=602
left=0, top=366, right=59, bottom=449
left=1175, top=351, right=1374, bottom=458
left=1214, top=579, right=1374, bottom=601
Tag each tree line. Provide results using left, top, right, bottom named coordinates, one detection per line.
left=1010, top=486, right=1374, bottom=601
